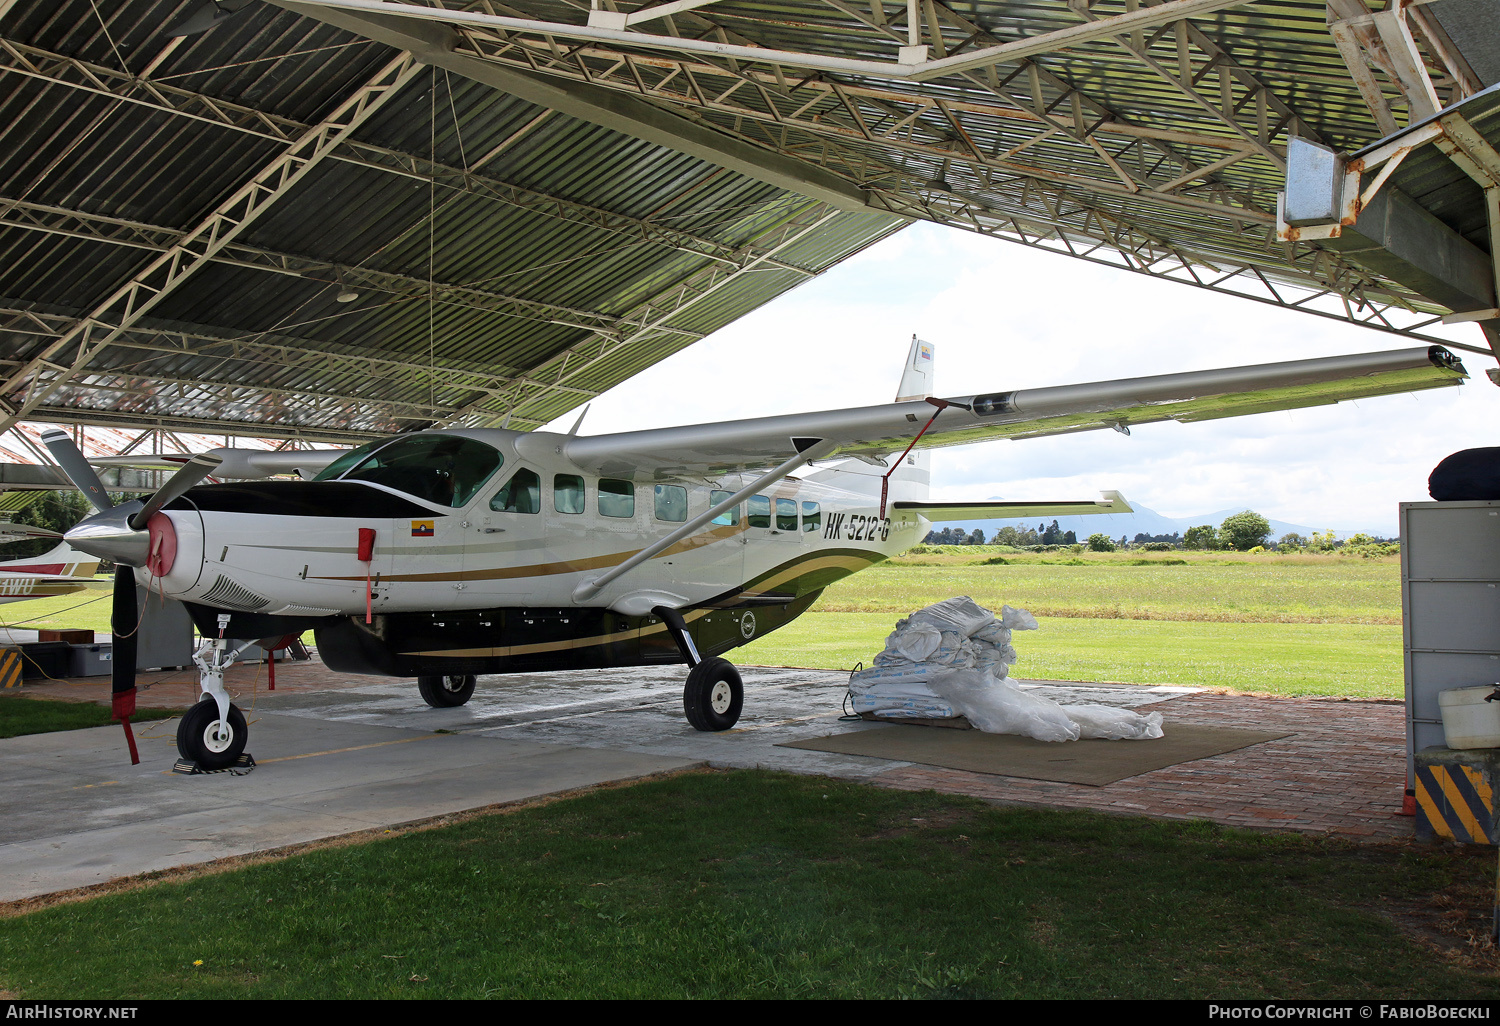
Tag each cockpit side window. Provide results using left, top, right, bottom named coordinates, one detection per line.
left=319, top=435, right=503, bottom=508
left=491, top=468, right=541, bottom=514
left=314, top=441, right=387, bottom=482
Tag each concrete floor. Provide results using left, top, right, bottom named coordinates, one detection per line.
left=1, top=658, right=1413, bottom=904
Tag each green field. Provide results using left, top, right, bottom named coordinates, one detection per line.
left=740, top=550, right=1405, bottom=698
left=1, top=772, right=1495, bottom=1000
left=0, top=582, right=112, bottom=634
left=5, top=552, right=1405, bottom=698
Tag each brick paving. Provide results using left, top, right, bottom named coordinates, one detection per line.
left=14, top=654, right=371, bottom=708
left=873, top=692, right=1416, bottom=841
left=14, top=660, right=1418, bottom=842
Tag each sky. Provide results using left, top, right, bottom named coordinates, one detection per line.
left=543, top=220, right=1498, bottom=537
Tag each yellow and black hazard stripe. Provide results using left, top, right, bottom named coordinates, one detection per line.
left=1415, top=762, right=1496, bottom=844
left=0, top=647, right=22, bottom=688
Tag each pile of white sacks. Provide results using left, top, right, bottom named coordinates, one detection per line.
left=847, top=596, right=1164, bottom=742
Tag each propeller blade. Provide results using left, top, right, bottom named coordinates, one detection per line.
left=127, top=453, right=222, bottom=531
left=111, top=568, right=140, bottom=766
left=40, top=429, right=113, bottom=513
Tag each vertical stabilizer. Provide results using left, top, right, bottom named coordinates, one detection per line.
left=895, top=334, right=934, bottom=402
left=803, top=335, right=935, bottom=503
left=890, top=335, right=932, bottom=503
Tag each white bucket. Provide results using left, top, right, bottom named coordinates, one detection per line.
left=1438, top=685, right=1500, bottom=749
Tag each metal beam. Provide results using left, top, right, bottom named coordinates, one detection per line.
left=0, top=40, right=823, bottom=277
left=0, top=51, right=427, bottom=433
left=0, top=305, right=602, bottom=416
left=1322, top=183, right=1496, bottom=314
left=452, top=199, right=864, bottom=427
left=16, top=404, right=386, bottom=446
left=0, top=197, right=705, bottom=338
left=281, top=0, right=1266, bottom=83
left=273, top=1, right=878, bottom=213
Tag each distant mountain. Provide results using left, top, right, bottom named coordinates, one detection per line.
left=927, top=499, right=1345, bottom=544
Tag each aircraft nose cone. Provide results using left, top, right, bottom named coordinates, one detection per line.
left=64, top=502, right=150, bottom=567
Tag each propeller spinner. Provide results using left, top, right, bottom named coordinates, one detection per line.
left=42, top=430, right=221, bottom=567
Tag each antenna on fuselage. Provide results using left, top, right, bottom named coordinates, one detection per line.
left=566, top=404, right=591, bottom=436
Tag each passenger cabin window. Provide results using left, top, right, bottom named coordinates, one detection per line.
left=776, top=498, right=798, bottom=531
left=599, top=479, right=635, bottom=519
left=654, top=485, right=688, bottom=523
left=554, top=474, right=585, bottom=514
left=802, top=501, right=821, bottom=533
left=314, top=434, right=502, bottom=508
left=710, top=489, right=739, bottom=526
left=490, top=468, right=540, bottom=514
left=747, top=495, right=770, bottom=529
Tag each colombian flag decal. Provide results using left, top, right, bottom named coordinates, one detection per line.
left=411, top=520, right=435, bottom=537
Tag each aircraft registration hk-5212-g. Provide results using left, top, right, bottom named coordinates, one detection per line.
left=40, top=339, right=1467, bottom=768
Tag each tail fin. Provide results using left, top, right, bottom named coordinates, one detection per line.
left=889, top=335, right=932, bottom=503
left=805, top=336, right=934, bottom=502
left=895, top=334, right=934, bottom=402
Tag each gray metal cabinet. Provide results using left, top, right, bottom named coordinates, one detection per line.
left=1402, top=501, right=1500, bottom=784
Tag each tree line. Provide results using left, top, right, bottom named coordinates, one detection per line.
left=924, top=511, right=1397, bottom=554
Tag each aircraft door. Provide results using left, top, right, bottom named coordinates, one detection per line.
left=462, top=465, right=544, bottom=605
left=702, top=486, right=750, bottom=594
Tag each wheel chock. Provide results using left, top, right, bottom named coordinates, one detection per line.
left=172, top=753, right=257, bottom=776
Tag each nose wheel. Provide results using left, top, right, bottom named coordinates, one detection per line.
left=176, top=698, right=248, bottom=770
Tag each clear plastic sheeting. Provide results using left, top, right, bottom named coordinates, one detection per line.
left=928, top=669, right=1080, bottom=742
left=847, top=597, right=1165, bottom=742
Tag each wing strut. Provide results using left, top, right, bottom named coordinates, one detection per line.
left=572, top=437, right=839, bottom=603
left=879, top=397, right=967, bottom=518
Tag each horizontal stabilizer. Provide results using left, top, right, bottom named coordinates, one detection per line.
left=895, top=490, right=1132, bottom=522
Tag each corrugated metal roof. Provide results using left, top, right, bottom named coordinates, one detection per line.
left=1, top=0, right=1491, bottom=444
left=0, top=0, right=904, bottom=440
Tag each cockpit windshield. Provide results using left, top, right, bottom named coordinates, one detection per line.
left=313, top=434, right=503, bottom=508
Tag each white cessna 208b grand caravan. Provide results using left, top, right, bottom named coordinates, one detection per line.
left=42, top=338, right=1466, bottom=768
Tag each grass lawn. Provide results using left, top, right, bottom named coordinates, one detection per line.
left=739, top=550, right=1407, bottom=699
left=741, top=614, right=1403, bottom=698
left=0, top=694, right=181, bottom=739
left=0, top=583, right=113, bottom=634
left=1, top=771, right=1495, bottom=1000
left=842, top=550, right=1401, bottom=623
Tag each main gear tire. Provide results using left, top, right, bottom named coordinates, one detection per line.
left=683, top=657, right=743, bottom=732
left=418, top=673, right=477, bottom=707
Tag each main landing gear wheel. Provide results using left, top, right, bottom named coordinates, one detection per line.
left=683, top=657, right=743, bottom=732
left=176, top=698, right=248, bottom=770
left=418, top=673, right=477, bottom=708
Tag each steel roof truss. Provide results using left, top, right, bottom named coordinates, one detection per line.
left=0, top=51, right=426, bottom=432
left=1, top=39, right=821, bottom=275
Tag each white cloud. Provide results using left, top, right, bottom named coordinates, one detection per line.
left=547, top=222, right=1497, bottom=536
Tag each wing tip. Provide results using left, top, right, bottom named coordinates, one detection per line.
left=1429, top=345, right=1467, bottom=377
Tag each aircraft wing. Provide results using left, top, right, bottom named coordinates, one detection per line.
left=895, top=491, right=1132, bottom=522
left=88, top=448, right=345, bottom=480
left=560, top=346, right=1466, bottom=477
left=0, top=522, right=62, bottom=544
